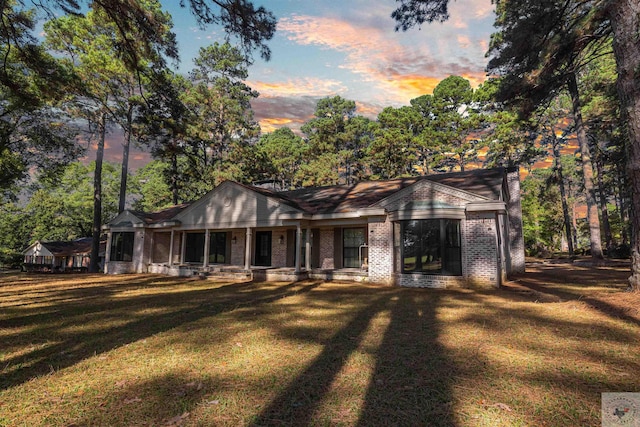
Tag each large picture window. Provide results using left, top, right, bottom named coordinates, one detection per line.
left=209, top=232, right=227, bottom=264
left=110, top=232, right=134, bottom=262
left=343, top=228, right=366, bottom=268
left=185, top=232, right=205, bottom=263
left=398, top=219, right=461, bottom=276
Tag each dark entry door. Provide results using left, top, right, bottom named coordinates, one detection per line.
left=254, top=231, right=272, bottom=266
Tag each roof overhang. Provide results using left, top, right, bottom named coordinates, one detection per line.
left=465, top=201, right=507, bottom=213
left=280, top=208, right=386, bottom=222
left=147, top=220, right=182, bottom=229
left=389, top=207, right=466, bottom=221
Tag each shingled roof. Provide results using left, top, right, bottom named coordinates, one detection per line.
left=261, top=167, right=507, bottom=215
left=137, top=167, right=508, bottom=219
left=130, top=204, right=191, bottom=225
left=31, top=238, right=106, bottom=256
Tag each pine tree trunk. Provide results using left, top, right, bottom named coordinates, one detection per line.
left=567, top=73, right=604, bottom=260
left=118, top=128, right=131, bottom=214
left=171, top=148, right=179, bottom=206
left=552, top=131, right=574, bottom=256
left=608, top=0, right=640, bottom=289
left=617, top=170, right=629, bottom=245
left=90, top=113, right=105, bottom=273
left=594, top=148, right=614, bottom=253
left=118, top=106, right=135, bottom=214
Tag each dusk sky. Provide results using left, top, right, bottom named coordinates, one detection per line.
left=101, top=0, right=497, bottom=168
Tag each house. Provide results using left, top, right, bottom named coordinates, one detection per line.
left=103, top=167, right=525, bottom=288
left=22, top=237, right=105, bottom=273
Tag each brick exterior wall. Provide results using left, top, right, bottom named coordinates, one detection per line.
left=394, top=274, right=467, bottom=288
left=367, top=180, right=501, bottom=288
left=271, top=232, right=287, bottom=267
left=230, top=230, right=245, bottom=266
left=463, top=213, right=498, bottom=287
left=319, top=228, right=335, bottom=269
left=368, top=220, right=394, bottom=285
left=152, top=232, right=171, bottom=263
left=507, top=168, right=526, bottom=274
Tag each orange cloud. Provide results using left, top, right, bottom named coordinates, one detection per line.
left=278, top=14, right=490, bottom=105
left=457, top=35, right=471, bottom=49
left=250, top=78, right=347, bottom=98
left=354, top=101, right=382, bottom=118
left=259, top=118, right=296, bottom=133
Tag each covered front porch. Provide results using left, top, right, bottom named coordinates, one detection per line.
left=145, top=225, right=369, bottom=283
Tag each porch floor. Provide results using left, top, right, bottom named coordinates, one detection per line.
left=149, top=263, right=369, bottom=283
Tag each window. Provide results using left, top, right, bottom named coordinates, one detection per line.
left=343, top=228, right=366, bottom=268
left=397, top=219, right=461, bottom=276
left=209, top=232, right=227, bottom=264
left=110, top=232, right=135, bottom=262
left=185, top=232, right=205, bottom=263
left=254, top=231, right=272, bottom=266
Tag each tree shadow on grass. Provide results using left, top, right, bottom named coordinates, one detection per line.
left=248, top=292, right=390, bottom=426
left=0, top=277, right=322, bottom=391
left=249, top=288, right=457, bottom=427
left=356, top=291, right=456, bottom=427
left=60, top=372, right=221, bottom=427
left=505, top=263, right=640, bottom=327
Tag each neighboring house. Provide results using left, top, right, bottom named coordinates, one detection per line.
left=103, top=167, right=525, bottom=288
left=22, top=237, right=105, bottom=273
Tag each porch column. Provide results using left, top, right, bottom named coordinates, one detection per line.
left=105, top=232, right=113, bottom=264
left=244, top=228, right=252, bottom=270
left=181, top=232, right=187, bottom=264
left=51, top=256, right=56, bottom=272
left=203, top=229, right=210, bottom=268
left=295, top=224, right=302, bottom=273
left=305, top=227, right=311, bottom=271
left=168, top=230, right=174, bottom=267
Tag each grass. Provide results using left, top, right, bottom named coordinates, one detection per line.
left=0, top=262, right=639, bottom=426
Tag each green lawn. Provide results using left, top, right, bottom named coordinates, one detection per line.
left=0, top=264, right=638, bottom=426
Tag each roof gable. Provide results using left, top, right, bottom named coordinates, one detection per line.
left=173, top=180, right=304, bottom=228
left=107, top=210, right=146, bottom=227
left=426, top=168, right=507, bottom=201
left=372, top=178, right=488, bottom=211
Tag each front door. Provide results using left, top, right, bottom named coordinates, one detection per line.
left=254, top=231, right=272, bottom=266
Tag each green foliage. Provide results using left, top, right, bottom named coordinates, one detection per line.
left=417, top=76, right=487, bottom=172
left=296, top=153, right=341, bottom=187
left=0, top=161, right=120, bottom=263
left=25, top=162, right=120, bottom=242
left=367, top=106, right=420, bottom=179
left=178, top=42, right=259, bottom=193
left=487, top=0, right=611, bottom=112
left=301, top=95, right=362, bottom=185
left=0, top=2, right=83, bottom=192
left=128, top=160, right=173, bottom=212
left=483, top=109, right=544, bottom=168
left=521, top=169, right=565, bottom=255
left=255, top=127, right=308, bottom=189
left=1, top=0, right=276, bottom=199
left=0, top=201, right=29, bottom=266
